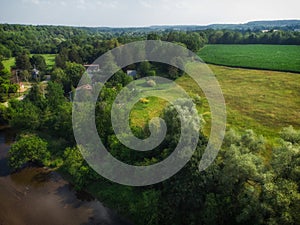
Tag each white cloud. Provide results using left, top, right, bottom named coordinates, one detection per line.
left=22, top=0, right=52, bottom=5
left=76, top=0, right=86, bottom=9
left=22, top=0, right=40, bottom=4
left=96, top=0, right=118, bottom=8
left=139, top=0, right=152, bottom=8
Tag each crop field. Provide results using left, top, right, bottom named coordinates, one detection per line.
left=198, top=44, right=300, bottom=73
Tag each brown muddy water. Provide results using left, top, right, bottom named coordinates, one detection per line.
left=0, top=127, right=132, bottom=225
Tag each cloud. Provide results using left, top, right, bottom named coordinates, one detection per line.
left=96, top=0, right=118, bottom=8
left=75, top=0, right=118, bottom=10
left=22, top=0, right=51, bottom=5
left=139, top=0, right=152, bottom=8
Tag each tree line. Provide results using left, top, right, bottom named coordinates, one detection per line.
left=1, top=24, right=299, bottom=62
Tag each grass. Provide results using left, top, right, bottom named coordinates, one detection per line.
left=31, top=54, right=56, bottom=70
left=130, top=65, right=300, bottom=140
left=177, top=64, right=300, bottom=139
left=2, top=57, right=15, bottom=71
left=198, top=45, right=300, bottom=73
left=130, top=96, right=167, bottom=128
left=129, top=78, right=188, bottom=128
left=2, top=54, right=56, bottom=71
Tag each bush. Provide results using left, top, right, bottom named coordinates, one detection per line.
left=280, top=126, right=300, bottom=144
left=147, top=70, right=156, bottom=77
left=8, top=134, right=49, bottom=170
left=146, top=79, right=156, bottom=87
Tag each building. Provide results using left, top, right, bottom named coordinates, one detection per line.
left=84, top=64, right=100, bottom=72
left=44, top=75, right=51, bottom=81
left=32, top=68, right=40, bottom=80
left=127, top=70, right=137, bottom=77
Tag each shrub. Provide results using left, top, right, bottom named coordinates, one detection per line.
left=146, top=79, right=156, bottom=87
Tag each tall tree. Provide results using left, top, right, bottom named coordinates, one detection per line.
left=30, top=55, right=46, bottom=72
left=15, top=51, right=31, bottom=71
left=8, top=134, right=49, bottom=170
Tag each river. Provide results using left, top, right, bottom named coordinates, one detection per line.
left=0, top=127, right=132, bottom=225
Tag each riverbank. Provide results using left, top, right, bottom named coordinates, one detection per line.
left=0, top=127, right=132, bottom=225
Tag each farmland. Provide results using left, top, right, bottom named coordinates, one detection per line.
left=198, top=44, right=300, bottom=73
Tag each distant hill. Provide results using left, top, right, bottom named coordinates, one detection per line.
left=246, top=20, right=300, bottom=27
left=1, top=20, right=300, bottom=34
left=147, top=20, right=300, bottom=32
left=79, top=20, right=300, bottom=33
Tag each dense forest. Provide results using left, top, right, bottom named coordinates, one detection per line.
left=0, top=23, right=300, bottom=225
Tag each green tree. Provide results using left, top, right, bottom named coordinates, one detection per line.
left=15, top=51, right=31, bottom=71
left=26, top=83, right=46, bottom=109
left=8, top=100, right=41, bottom=130
left=30, top=55, right=46, bottom=72
left=63, top=146, right=96, bottom=189
left=138, top=61, right=151, bottom=77
left=19, top=70, right=30, bottom=82
left=0, top=44, right=12, bottom=59
left=45, top=81, right=65, bottom=109
left=8, top=134, right=49, bottom=170
left=55, top=47, right=69, bottom=68
left=0, top=61, right=4, bottom=71
left=68, top=48, right=82, bottom=64
left=64, top=62, right=85, bottom=92
left=183, top=32, right=204, bottom=52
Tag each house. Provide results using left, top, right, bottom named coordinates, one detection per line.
left=261, top=29, right=279, bottom=33
left=32, top=68, right=40, bottom=80
left=84, top=64, right=100, bottom=72
left=44, top=75, right=51, bottom=81
left=127, top=70, right=137, bottom=77
left=19, top=82, right=25, bottom=92
left=68, top=84, right=93, bottom=102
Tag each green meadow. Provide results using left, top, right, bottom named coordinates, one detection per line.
left=131, top=64, right=300, bottom=140
left=2, top=54, right=56, bottom=71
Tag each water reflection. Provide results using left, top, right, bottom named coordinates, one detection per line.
left=0, top=127, right=132, bottom=225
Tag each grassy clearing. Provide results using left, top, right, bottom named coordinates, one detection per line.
left=2, top=54, right=56, bottom=71
left=178, top=65, right=300, bottom=139
left=129, top=78, right=194, bottom=128
left=2, top=57, right=15, bottom=71
left=40, top=54, right=56, bottom=69
left=130, top=65, right=300, bottom=140
left=31, top=54, right=56, bottom=70
left=198, top=45, right=300, bottom=73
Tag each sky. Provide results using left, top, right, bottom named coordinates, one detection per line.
left=0, top=0, right=299, bottom=27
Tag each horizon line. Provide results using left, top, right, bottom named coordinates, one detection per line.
left=1, top=18, right=300, bottom=29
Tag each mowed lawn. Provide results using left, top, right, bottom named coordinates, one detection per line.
left=198, top=45, right=300, bottom=73
left=130, top=65, right=300, bottom=139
